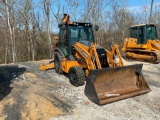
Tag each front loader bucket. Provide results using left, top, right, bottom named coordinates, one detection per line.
left=85, top=64, right=150, bottom=105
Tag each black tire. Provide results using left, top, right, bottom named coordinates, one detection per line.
left=54, top=51, right=63, bottom=74
left=68, top=66, right=85, bottom=87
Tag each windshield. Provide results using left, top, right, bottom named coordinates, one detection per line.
left=146, top=26, right=158, bottom=40
left=70, top=26, right=94, bottom=45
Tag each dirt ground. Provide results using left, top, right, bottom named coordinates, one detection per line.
left=0, top=59, right=160, bottom=120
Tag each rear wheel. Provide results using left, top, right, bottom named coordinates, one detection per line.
left=54, top=52, right=63, bottom=74
left=68, top=66, right=85, bottom=87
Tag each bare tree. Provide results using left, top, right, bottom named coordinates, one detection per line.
left=149, top=0, right=154, bottom=24
left=80, top=0, right=96, bottom=22
left=50, top=0, right=61, bottom=24
left=44, top=0, right=53, bottom=58
left=145, top=0, right=148, bottom=23
left=66, top=0, right=80, bottom=21
left=3, top=0, right=16, bottom=63
left=15, top=0, right=35, bottom=61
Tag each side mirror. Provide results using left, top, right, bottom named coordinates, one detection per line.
left=94, top=25, right=99, bottom=31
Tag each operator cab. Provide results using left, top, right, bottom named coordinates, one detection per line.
left=69, top=23, right=94, bottom=45
left=58, top=22, right=95, bottom=57
left=129, top=24, right=158, bottom=44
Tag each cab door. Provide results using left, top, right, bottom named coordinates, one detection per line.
left=58, top=28, right=69, bottom=56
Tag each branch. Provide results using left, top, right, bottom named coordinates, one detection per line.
left=50, top=4, right=60, bottom=24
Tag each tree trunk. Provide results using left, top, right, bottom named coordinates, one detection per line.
left=44, top=0, right=53, bottom=58
left=5, top=0, right=16, bottom=63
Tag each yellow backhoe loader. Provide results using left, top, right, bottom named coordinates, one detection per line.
left=122, top=24, right=160, bottom=63
left=40, top=14, right=150, bottom=105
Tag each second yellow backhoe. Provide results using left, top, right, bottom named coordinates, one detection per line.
left=40, top=14, right=150, bottom=105
left=122, top=24, right=160, bottom=63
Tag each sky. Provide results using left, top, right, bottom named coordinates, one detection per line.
left=127, top=0, right=160, bottom=13
left=128, top=0, right=160, bottom=7
left=33, top=0, right=160, bottom=8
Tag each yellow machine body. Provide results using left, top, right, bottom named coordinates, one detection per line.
left=122, top=24, right=160, bottom=63
left=40, top=15, right=150, bottom=105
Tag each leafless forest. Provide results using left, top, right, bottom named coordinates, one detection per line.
left=0, top=0, right=160, bottom=64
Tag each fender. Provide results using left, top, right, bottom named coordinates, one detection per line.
left=54, top=48, right=65, bottom=58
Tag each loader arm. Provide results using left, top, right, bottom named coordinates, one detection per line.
left=74, top=42, right=104, bottom=70
left=106, top=44, right=124, bottom=67
left=89, top=44, right=102, bottom=69
left=74, top=41, right=123, bottom=69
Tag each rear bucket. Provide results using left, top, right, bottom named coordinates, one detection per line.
left=85, top=64, right=150, bottom=105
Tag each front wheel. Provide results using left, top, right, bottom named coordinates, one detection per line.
left=68, top=66, right=85, bottom=87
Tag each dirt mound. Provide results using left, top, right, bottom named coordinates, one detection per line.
left=0, top=70, right=73, bottom=120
